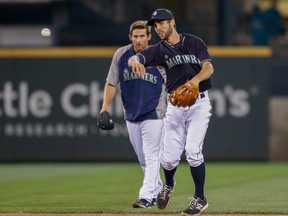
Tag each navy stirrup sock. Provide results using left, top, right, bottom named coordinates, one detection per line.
left=163, top=166, right=177, bottom=187
left=190, top=162, right=206, bottom=200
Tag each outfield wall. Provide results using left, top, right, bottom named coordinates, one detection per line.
left=0, top=47, right=271, bottom=161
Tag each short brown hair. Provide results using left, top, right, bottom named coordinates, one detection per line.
left=129, top=20, right=151, bottom=36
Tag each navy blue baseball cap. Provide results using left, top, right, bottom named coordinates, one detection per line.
left=147, top=8, right=174, bottom=26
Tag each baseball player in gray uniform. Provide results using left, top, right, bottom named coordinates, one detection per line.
left=100, top=20, right=167, bottom=208
left=128, top=9, right=214, bottom=215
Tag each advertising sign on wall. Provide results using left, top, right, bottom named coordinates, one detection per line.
left=0, top=56, right=269, bottom=161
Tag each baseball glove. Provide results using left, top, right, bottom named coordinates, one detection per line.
left=97, top=111, right=114, bottom=130
left=168, top=81, right=199, bottom=107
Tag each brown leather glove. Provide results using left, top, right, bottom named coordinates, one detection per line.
left=169, top=81, right=199, bottom=107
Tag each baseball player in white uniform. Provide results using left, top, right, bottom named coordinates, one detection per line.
left=128, top=9, right=213, bottom=215
left=100, top=20, right=167, bottom=208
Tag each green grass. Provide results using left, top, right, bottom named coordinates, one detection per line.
left=0, top=162, right=288, bottom=214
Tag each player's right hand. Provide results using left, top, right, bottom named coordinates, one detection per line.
left=128, top=56, right=146, bottom=76
left=132, top=62, right=146, bottom=76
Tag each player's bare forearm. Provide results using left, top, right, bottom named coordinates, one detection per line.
left=128, top=55, right=146, bottom=75
left=101, top=82, right=117, bottom=112
left=190, top=61, right=214, bottom=85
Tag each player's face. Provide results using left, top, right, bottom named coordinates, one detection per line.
left=153, top=20, right=173, bottom=40
left=129, top=29, right=151, bottom=53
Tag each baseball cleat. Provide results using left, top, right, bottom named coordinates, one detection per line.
left=181, top=196, right=208, bottom=216
left=132, top=199, right=152, bottom=208
left=156, top=181, right=175, bottom=210
left=151, top=198, right=157, bottom=206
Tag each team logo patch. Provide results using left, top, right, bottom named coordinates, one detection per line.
left=153, top=11, right=157, bottom=16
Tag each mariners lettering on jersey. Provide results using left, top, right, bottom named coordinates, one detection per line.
left=165, top=54, right=201, bottom=69
left=123, top=68, right=157, bottom=84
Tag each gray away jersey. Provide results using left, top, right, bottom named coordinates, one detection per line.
left=106, top=44, right=167, bottom=122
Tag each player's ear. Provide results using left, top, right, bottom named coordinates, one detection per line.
left=129, top=34, right=132, bottom=41
left=147, top=34, right=152, bottom=41
left=170, top=19, right=176, bottom=26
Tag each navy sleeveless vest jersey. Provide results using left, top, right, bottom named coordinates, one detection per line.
left=137, top=33, right=212, bottom=93
left=106, top=44, right=167, bottom=122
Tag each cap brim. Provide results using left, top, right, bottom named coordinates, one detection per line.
left=147, top=19, right=156, bottom=26
left=147, top=18, right=168, bottom=26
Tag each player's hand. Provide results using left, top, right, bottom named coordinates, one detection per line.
left=128, top=56, right=146, bottom=76
left=131, top=62, right=146, bottom=76
left=100, top=104, right=109, bottom=113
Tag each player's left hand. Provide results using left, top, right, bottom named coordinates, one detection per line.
left=97, top=111, right=115, bottom=130
left=169, top=81, right=199, bottom=107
